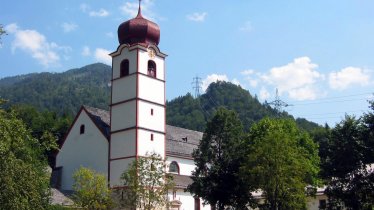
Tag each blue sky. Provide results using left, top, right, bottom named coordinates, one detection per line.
left=1, top=0, right=373, bottom=126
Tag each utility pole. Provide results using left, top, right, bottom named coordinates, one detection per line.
left=191, top=76, right=202, bottom=98
left=266, top=88, right=292, bottom=117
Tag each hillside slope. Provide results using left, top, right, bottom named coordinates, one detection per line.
left=0, top=63, right=111, bottom=115
left=0, top=64, right=320, bottom=132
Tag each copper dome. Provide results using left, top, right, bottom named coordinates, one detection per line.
left=117, top=5, right=160, bottom=46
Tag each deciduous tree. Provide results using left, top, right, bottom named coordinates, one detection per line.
left=187, top=108, right=254, bottom=210
left=0, top=100, right=51, bottom=210
left=243, top=118, right=320, bottom=210
left=118, top=152, right=174, bottom=210
left=72, top=166, right=113, bottom=209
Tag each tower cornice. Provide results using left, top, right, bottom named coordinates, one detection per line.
left=110, top=43, right=167, bottom=58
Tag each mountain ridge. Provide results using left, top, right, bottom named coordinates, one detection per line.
left=0, top=63, right=320, bottom=132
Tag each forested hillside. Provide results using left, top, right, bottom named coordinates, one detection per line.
left=0, top=63, right=111, bottom=116
left=0, top=63, right=320, bottom=132
left=166, top=81, right=320, bottom=132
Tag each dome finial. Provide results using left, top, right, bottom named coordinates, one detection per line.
left=136, top=0, right=142, bottom=17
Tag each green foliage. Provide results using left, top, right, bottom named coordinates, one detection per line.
left=243, top=118, right=320, bottom=210
left=0, top=63, right=111, bottom=116
left=118, top=152, right=174, bottom=210
left=323, top=111, right=374, bottom=209
left=0, top=24, right=6, bottom=43
left=10, top=104, right=72, bottom=166
left=0, top=101, right=51, bottom=210
left=167, top=81, right=320, bottom=132
left=187, top=108, right=254, bottom=210
left=72, top=166, right=113, bottom=210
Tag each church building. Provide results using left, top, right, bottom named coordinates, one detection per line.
left=55, top=2, right=328, bottom=210
left=55, top=2, right=210, bottom=210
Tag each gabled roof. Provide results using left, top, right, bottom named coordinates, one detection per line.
left=83, top=105, right=110, bottom=139
left=171, top=174, right=193, bottom=189
left=70, top=106, right=203, bottom=159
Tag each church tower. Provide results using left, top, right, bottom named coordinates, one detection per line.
left=108, top=2, right=167, bottom=187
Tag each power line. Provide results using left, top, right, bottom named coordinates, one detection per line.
left=266, top=88, right=292, bottom=116
left=191, top=76, right=202, bottom=98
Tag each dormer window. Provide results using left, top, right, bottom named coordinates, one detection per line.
left=169, top=161, right=179, bottom=174
left=120, top=59, right=129, bottom=77
left=147, top=60, right=156, bottom=78
left=80, top=124, right=85, bottom=134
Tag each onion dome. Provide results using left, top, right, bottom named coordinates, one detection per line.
left=117, top=1, right=160, bottom=46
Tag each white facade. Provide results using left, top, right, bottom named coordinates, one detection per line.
left=109, top=44, right=167, bottom=188
left=55, top=109, right=108, bottom=190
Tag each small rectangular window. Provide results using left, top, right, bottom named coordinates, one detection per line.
left=151, top=134, right=154, bottom=141
left=151, top=108, right=154, bottom=116
left=319, top=199, right=327, bottom=209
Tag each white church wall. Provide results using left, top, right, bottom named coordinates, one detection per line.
left=110, top=158, right=134, bottom=187
left=111, top=74, right=137, bottom=104
left=170, top=190, right=211, bottom=210
left=111, top=101, right=136, bottom=132
left=167, top=157, right=196, bottom=176
left=137, top=130, right=165, bottom=158
left=55, top=110, right=108, bottom=190
left=138, top=100, right=165, bottom=132
left=307, top=194, right=328, bottom=210
left=138, top=49, right=165, bottom=81
left=138, top=74, right=164, bottom=105
left=112, top=47, right=138, bottom=79
left=110, top=130, right=136, bottom=159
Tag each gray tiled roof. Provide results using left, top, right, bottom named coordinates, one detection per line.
left=171, top=174, right=193, bottom=189
left=84, top=106, right=111, bottom=138
left=83, top=106, right=203, bottom=159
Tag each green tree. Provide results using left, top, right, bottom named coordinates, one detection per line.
left=0, top=100, right=51, bottom=210
left=118, top=152, right=174, bottom=210
left=243, top=118, right=320, bottom=210
left=72, top=166, right=113, bottom=210
left=0, top=24, right=6, bottom=43
left=187, top=108, right=254, bottom=210
left=324, top=113, right=374, bottom=209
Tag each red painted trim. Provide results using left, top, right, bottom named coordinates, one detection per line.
left=109, top=57, right=114, bottom=185
left=164, top=56, right=166, bottom=160
left=112, top=71, right=165, bottom=82
left=136, top=48, right=139, bottom=160
left=57, top=107, right=84, bottom=151
left=112, top=126, right=165, bottom=135
left=110, top=155, right=137, bottom=161
left=110, top=97, right=165, bottom=108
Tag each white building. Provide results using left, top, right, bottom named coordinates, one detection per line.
left=54, top=2, right=327, bottom=210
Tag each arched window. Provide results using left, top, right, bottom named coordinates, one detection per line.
left=120, top=59, right=129, bottom=77
left=80, top=124, right=85, bottom=134
left=169, top=161, right=179, bottom=174
left=147, top=60, right=156, bottom=78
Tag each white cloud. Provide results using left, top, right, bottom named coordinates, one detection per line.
left=80, top=3, right=109, bottom=18
left=89, top=9, right=109, bottom=17
left=5, top=23, right=70, bottom=67
left=249, top=79, right=258, bottom=88
left=241, top=69, right=255, bottom=75
left=186, top=12, right=207, bottom=22
left=239, top=21, right=253, bottom=32
left=329, top=67, right=371, bottom=90
left=82, top=46, right=91, bottom=56
left=5, top=23, right=18, bottom=33
left=261, top=57, right=323, bottom=100
left=259, top=87, right=271, bottom=101
left=232, top=78, right=242, bottom=87
left=95, top=48, right=111, bottom=65
left=61, top=22, right=78, bottom=33
left=202, top=74, right=229, bottom=91
left=120, top=0, right=157, bottom=21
